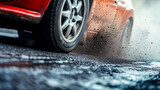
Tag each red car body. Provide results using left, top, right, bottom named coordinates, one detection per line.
left=86, top=0, right=134, bottom=38
left=0, top=0, right=50, bottom=23
left=0, top=0, right=134, bottom=52
left=0, top=0, right=134, bottom=26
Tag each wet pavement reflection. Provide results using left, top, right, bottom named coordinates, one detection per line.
left=0, top=36, right=159, bottom=90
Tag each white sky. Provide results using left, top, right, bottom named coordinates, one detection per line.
left=122, top=0, right=160, bottom=60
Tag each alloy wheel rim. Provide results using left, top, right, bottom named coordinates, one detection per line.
left=59, top=0, right=86, bottom=43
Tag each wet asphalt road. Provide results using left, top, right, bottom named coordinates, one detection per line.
left=0, top=29, right=159, bottom=90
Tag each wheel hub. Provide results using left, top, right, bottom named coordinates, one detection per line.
left=70, top=8, right=77, bottom=22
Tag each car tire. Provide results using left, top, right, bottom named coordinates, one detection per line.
left=33, top=0, right=89, bottom=52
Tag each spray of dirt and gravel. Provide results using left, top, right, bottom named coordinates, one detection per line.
left=120, top=0, right=160, bottom=60
left=74, top=0, right=160, bottom=61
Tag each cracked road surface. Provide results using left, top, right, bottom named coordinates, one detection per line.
left=0, top=30, right=159, bottom=90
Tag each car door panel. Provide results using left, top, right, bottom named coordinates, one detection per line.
left=112, top=0, right=128, bottom=30
left=87, top=0, right=117, bottom=33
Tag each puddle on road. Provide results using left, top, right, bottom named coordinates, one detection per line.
left=0, top=52, right=159, bottom=90
left=0, top=28, right=18, bottom=38
left=0, top=25, right=159, bottom=90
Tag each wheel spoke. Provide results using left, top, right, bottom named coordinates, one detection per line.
left=60, top=0, right=85, bottom=42
left=67, top=0, right=72, bottom=10
left=76, top=1, right=82, bottom=13
left=75, top=15, right=83, bottom=22
left=65, top=24, right=72, bottom=38
left=73, top=23, right=77, bottom=35
left=68, top=35, right=72, bottom=40
left=73, top=0, right=78, bottom=6
left=62, top=10, right=71, bottom=18
left=62, top=19, right=69, bottom=30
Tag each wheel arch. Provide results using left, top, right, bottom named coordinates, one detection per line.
left=120, top=9, right=134, bottom=30
left=80, top=0, right=96, bottom=44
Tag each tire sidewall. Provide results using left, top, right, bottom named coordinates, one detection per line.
left=53, top=0, right=89, bottom=52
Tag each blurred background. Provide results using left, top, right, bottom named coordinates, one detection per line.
left=121, top=0, right=160, bottom=60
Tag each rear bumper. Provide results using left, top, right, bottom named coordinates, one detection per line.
left=0, top=5, right=42, bottom=23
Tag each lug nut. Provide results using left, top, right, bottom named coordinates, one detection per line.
left=72, top=19, right=76, bottom=22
